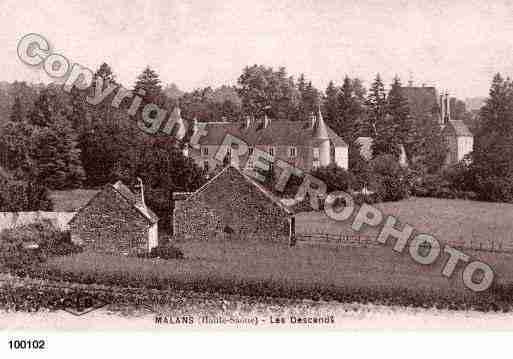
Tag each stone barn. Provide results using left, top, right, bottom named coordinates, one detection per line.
left=69, top=181, right=159, bottom=255
left=173, top=165, right=295, bottom=242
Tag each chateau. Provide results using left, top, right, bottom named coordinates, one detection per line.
left=184, top=110, right=348, bottom=174
left=174, top=84, right=473, bottom=173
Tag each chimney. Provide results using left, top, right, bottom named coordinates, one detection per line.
left=192, top=117, right=198, bottom=134
left=445, top=93, right=450, bottom=122
left=263, top=114, right=271, bottom=128
left=310, top=112, right=316, bottom=128
left=136, top=177, right=146, bottom=207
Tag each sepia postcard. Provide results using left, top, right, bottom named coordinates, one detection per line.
left=1, top=0, right=513, bottom=355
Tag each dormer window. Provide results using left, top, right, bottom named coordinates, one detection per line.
left=201, top=146, right=209, bottom=156
left=289, top=146, right=297, bottom=158
left=269, top=147, right=275, bottom=157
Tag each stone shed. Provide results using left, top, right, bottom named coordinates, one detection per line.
left=173, top=165, right=295, bottom=242
left=69, top=181, right=159, bottom=255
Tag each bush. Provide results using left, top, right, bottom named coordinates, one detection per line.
left=0, top=220, right=81, bottom=271
left=146, top=243, right=184, bottom=260
left=311, top=164, right=355, bottom=193
left=411, top=173, right=452, bottom=198
left=474, top=175, right=513, bottom=202
left=442, top=158, right=476, bottom=193
left=370, top=155, right=410, bottom=202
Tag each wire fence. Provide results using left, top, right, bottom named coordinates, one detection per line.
left=294, top=232, right=513, bottom=254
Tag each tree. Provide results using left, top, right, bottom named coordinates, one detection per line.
left=471, top=73, right=513, bottom=201
left=113, top=138, right=207, bottom=231
left=29, top=113, right=85, bottom=189
left=387, top=77, right=412, bottom=145
left=0, top=121, right=34, bottom=179
left=324, top=81, right=339, bottom=127
left=9, top=97, right=23, bottom=123
left=28, top=89, right=54, bottom=127
left=134, top=66, right=165, bottom=106
left=237, top=65, right=299, bottom=120
left=366, top=74, right=395, bottom=158
left=94, top=62, right=117, bottom=85
left=365, top=74, right=387, bottom=139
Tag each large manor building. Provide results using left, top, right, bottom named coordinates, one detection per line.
left=173, top=84, right=473, bottom=174
left=184, top=110, right=348, bottom=174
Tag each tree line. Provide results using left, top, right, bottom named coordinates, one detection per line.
left=0, top=63, right=511, bottom=210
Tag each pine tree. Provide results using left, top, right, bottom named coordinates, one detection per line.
left=366, top=74, right=393, bottom=158
left=366, top=74, right=387, bottom=138
left=134, top=66, right=164, bottom=105
left=29, top=90, right=54, bottom=127
left=324, top=81, right=339, bottom=127
left=377, top=76, right=412, bottom=160
left=474, top=74, right=513, bottom=180
left=94, top=62, right=116, bottom=84
left=9, top=97, right=23, bottom=123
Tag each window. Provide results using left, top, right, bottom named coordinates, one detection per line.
left=269, top=147, right=275, bottom=157
left=312, top=160, right=320, bottom=169
left=203, top=161, right=210, bottom=172
left=313, top=147, right=320, bottom=159
left=201, top=146, right=209, bottom=156
left=289, top=146, right=297, bottom=158
left=248, top=146, right=254, bottom=156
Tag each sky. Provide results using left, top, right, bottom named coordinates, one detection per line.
left=2, top=0, right=513, bottom=99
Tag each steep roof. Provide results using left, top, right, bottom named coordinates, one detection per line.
left=313, top=110, right=329, bottom=140
left=112, top=181, right=159, bottom=224
left=184, top=165, right=294, bottom=216
left=194, top=119, right=347, bottom=147
left=443, top=120, right=473, bottom=137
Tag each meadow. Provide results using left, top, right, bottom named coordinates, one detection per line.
left=10, top=197, right=513, bottom=311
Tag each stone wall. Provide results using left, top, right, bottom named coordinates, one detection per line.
left=173, top=167, right=292, bottom=241
left=69, top=186, right=150, bottom=256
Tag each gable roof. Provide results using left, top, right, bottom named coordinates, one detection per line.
left=194, top=119, right=347, bottom=147
left=443, top=120, right=473, bottom=137
left=112, top=181, right=159, bottom=224
left=184, top=165, right=294, bottom=216
left=70, top=181, right=159, bottom=226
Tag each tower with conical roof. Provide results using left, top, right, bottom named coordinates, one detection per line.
left=313, top=108, right=331, bottom=167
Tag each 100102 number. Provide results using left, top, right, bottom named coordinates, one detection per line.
left=8, top=339, right=45, bottom=350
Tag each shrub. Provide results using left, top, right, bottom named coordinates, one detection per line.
left=0, top=220, right=81, bottom=271
left=442, top=158, right=476, bottom=193
left=311, top=164, right=355, bottom=193
left=146, top=243, right=184, bottom=260
left=474, top=175, right=513, bottom=202
left=411, top=173, right=451, bottom=198
left=370, top=155, right=410, bottom=202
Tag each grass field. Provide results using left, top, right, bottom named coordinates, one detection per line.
left=28, top=197, right=513, bottom=310
left=42, top=237, right=513, bottom=296
left=295, top=197, right=513, bottom=250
